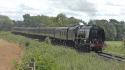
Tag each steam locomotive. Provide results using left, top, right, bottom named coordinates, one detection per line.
left=11, top=23, right=105, bottom=52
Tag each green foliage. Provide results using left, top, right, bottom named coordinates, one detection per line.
left=0, top=15, right=14, bottom=31
left=0, top=32, right=125, bottom=70
left=19, top=13, right=84, bottom=27
left=18, top=44, right=57, bottom=70
left=0, top=31, right=58, bottom=70
left=109, top=19, right=125, bottom=40
left=104, top=41, right=125, bottom=55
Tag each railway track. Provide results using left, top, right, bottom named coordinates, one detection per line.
left=97, top=52, right=125, bottom=62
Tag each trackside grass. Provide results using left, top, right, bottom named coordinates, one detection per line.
left=104, top=41, right=125, bottom=56
left=0, top=31, right=125, bottom=70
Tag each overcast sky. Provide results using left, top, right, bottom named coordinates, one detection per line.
left=0, top=0, right=125, bottom=22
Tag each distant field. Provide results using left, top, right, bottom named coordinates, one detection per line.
left=104, top=41, right=125, bottom=56
left=0, top=31, right=125, bottom=70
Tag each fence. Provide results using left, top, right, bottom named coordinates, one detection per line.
left=27, top=58, right=35, bottom=70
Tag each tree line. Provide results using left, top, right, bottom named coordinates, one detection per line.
left=0, top=14, right=125, bottom=41
left=15, top=13, right=84, bottom=27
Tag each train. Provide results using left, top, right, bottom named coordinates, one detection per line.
left=11, top=23, right=105, bottom=52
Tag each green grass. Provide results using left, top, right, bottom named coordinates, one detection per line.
left=0, top=31, right=125, bottom=70
left=104, top=41, right=125, bottom=56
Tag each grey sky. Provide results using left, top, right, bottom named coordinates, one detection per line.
left=0, top=0, right=125, bottom=22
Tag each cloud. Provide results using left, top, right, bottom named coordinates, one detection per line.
left=88, top=0, right=125, bottom=20
left=0, top=0, right=125, bottom=21
left=19, top=4, right=35, bottom=10
left=49, top=0, right=97, bottom=16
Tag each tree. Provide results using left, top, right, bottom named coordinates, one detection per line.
left=56, top=13, right=67, bottom=26
left=109, top=19, right=125, bottom=40
left=0, top=15, right=14, bottom=31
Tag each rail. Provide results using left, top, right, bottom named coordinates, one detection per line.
left=97, top=52, right=125, bottom=62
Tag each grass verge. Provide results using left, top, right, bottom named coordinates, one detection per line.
left=104, top=41, right=125, bottom=56
left=0, top=31, right=124, bottom=70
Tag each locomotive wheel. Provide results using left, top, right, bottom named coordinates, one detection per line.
left=78, top=44, right=91, bottom=52
left=94, top=48, right=102, bottom=53
left=85, top=44, right=91, bottom=52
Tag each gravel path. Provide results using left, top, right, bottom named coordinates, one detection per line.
left=0, top=39, right=22, bottom=70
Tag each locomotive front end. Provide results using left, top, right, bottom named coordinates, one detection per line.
left=89, top=26, right=105, bottom=52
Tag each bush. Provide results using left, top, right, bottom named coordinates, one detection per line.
left=0, top=31, right=58, bottom=70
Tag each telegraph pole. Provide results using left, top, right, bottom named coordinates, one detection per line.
left=122, top=36, right=125, bottom=48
